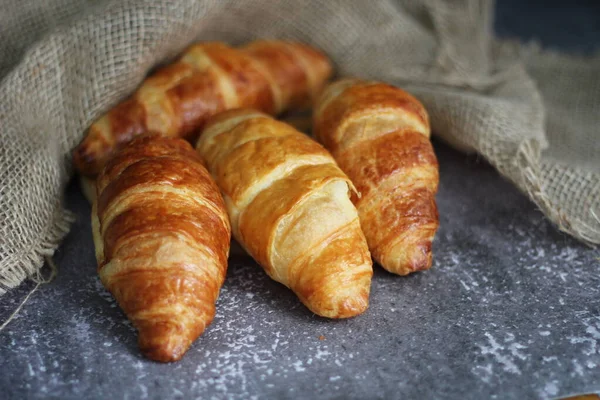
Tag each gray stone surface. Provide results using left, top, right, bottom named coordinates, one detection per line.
left=2, top=140, right=600, bottom=400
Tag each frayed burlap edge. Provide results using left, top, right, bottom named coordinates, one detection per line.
left=515, top=140, right=599, bottom=247
left=0, top=255, right=59, bottom=331
left=0, top=209, right=74, bottom=296
left=519, top=43, right=600, bottom=246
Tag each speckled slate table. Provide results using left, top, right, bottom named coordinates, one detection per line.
left=2, top=140, right=600, bottom=399
left=2, top=3, right=600, bottom=400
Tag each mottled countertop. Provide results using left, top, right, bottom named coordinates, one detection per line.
left=2, top=139, right=600, bottom=399
left=2, top=2, right=600, bottom=399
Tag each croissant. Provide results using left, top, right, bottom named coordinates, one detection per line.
left=313, top=79, right=439, bottom=275
left=73, top=40, right=332, bottom=177
left=79, top=175, right=97, bottom=204
left=196, top=109, right=373, bottom=318
left=92, top=135, right=231, bottom=362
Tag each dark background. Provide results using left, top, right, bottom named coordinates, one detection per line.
left=495, top=0, right=600, bottom=53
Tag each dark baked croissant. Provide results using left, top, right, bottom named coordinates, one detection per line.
left=196, top=109, right=373, bottom=318
left=92, top=135, right=230, bottom=362
left=313, top=79, right=439, bottom=275
left=74, top=40, right=332, bottom=177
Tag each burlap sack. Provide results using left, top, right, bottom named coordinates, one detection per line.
left=1, top=0, right=598, bottom=295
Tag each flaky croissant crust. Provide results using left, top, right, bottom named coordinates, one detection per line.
left=197, top=109, right=373, bottom=318
left=74, top=40, right=332, bottom=177
left=313, top=79, right=439, bottom=275
left=93, top=135, right=231, bottom=362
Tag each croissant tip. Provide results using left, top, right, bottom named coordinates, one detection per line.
left=72, top=146, right=89, bottom=170
left=72, top=143, right=103, bottom=177
left=407, top=239, right=434, bottom=272
left=137, top=323, right=194, bottom=363
left=333, top=294, right=370, bottom=319
left=380, top=238, right=434, bottom=276
left=299, top=271, right=372, bottom=319
left=312, top=292, right=370, bottom=319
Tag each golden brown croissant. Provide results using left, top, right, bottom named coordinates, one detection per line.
left=92, top=135, right=231, bottom=362
left=196, top=109, right=373, bottom=318
left=313, top=79, right=439, bottom=275
left=74, top=40, right=332, bottom=177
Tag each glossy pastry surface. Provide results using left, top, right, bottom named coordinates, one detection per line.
left=197, top=109, right=373, bottom=318
left=313, top=79, right=439, bottom=275
left=73, top=40, right=332, bottom=177
left=93, top=135, right=231, bottom=362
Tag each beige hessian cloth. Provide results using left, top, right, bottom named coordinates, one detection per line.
left=1, top=0, right=598, bottom=295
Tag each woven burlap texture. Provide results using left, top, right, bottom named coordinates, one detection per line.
left=1, top=0, right=598, bottom=295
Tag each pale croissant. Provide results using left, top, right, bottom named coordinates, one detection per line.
left=313, top=79, right=439, bottom=275
left=92, top=135, right=230, bottom=362
left=74, top=40, right=332, bottom=177
left=196, top=109, right=373, bottom=318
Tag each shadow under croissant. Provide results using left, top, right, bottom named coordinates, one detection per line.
left=226, top=244, right=342, bottom=323
left=226, top=239, right=433, bottom=324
